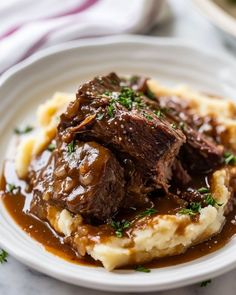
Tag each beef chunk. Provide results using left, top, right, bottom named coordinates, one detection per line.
left=138, top=84, right=224, bottom=173
left=30, top=141, right=125, bottom=221
left=59, top=73, right=186, bottom=190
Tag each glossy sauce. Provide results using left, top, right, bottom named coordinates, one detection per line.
left=1, top=160, right=236, bottom=269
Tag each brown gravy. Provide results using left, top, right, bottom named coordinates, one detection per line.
left=1, top=160, right=236, bottom=269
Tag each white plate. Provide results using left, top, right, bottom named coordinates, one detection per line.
left=0, top=35, right=236, bottom=293
left=192, top=0, right=236, bottom=48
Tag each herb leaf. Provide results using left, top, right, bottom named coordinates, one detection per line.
left=14, top=126, right=34, bottom=135
left=135, top=265, right=151, bottom=273
left=6, top=183, right=20, bottom=194
left=67, top=140, right=76, bottom=155
left=96, top=113, right=104, bottom=121
left=0, top=249, right=8, bottom=264
left=198, top=187, right=210, bottom=194
left=204, top=193, right=223, bottom=207
left=47, top=143, right=56, bottom=152
left=138, top=208, right=157, bottom=218
left=110, top=220, right=131, bottom=238
left=179, top=202, right=201, bottom=216
left=107, top=101, right=115, bottom=118
left=224, top=152, right=236, bottom=165
left=200, top=279, right=212, bottom=287
left=144, top=113, right=153, bottom=121
left=146, top=88, right=156, bottom=100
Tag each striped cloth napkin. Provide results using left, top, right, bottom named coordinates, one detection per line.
left=0, top=0, right=164, bottom=73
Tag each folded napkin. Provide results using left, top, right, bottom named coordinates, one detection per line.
left=0, top=0, right=164, bottom=73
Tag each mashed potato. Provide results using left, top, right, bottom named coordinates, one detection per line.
left=15, top=81, right=236, bottom=270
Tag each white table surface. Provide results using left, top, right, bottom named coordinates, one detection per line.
left=1, top=0, right=236, bottom=294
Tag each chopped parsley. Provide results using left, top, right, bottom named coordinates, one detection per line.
left=179, top=121, right=186, bottom=130
left=198, top=187, right=223, bottom=207
left=204, top=193, right=223, bottom=207
left=138, top=208, right=157, bottom=218
left=0, top=249, right=8, bottom=264
left=47, top=143, right=56, bottom=152
left=96, top=113, right=104, bottom=121
left=118, top=87, right=139, bottom=110
left=171, top=123, right=177, bottom=129
left=146, top=88, right=156, bottom=100
left=200, top=279, right=212, bottom=287
left=129, top=76, right=139, bottom=84
left=144, top=113, right=153, bottom=121
left=107, top=101, right=115, bottom=117
left=224, top=152, right=236, bottom=165
left=179, top=202, right=201, bottom=216
left=198, top=187, right=210, bottom=194
left=154, top=109, right=163, bottom=118
left=6, top=183, right=20, bottom=194
left=67, top=140, right=76, bottom=155
left=14, top=125, right=34, bottom=135
left=104, top=91, right=112, bottom=96
left=135, top=265, right=151, bottom=273
left=110, top=220, right=131, bottom=238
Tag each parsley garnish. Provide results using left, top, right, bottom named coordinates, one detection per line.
left=0, top=249, right=8, bottom=264
left=14, top=126, right=34, bottom=135
left=171, top=123, right=177, bottom=129
left=6, top=183, right=20, bottom=194
left=47, top=143, right=56, bottom=152
left=117, top=87, right=139, bottom=110
left=198, top=187, right=210, bottom=194
left=154, top=110, right=162, bottom=118
left=138, top=208, right=157, bottom=218
left=107, top=101, right=115, bottom=117
left=67, top=140, right=76, bottom=155
left=104, top=91, right=111, bottom=96
left=179, top=122, right=186, bottom=130
left=110, top=220, right=131, bottom=238
left=204, top=193, right=223, bottom=207
left=224, top=152, right=236, bottom=165
left=144, top=113, right=153, bottom=121
left=200, top=279, right=211, bottom=287
left=135, top=265, right=151, bottom=273
left=146, top=88, right=156, bottom=100
left=96, top=113, right=104, bottom=120
left=198, top=187, right=223, bottom=207
left=179, top=202, right=201, bottom=216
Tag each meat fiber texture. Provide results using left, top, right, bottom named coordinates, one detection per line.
left=15, top=80, right=236, bottom=270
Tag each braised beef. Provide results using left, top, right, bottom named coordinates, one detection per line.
left=30, top=141, right=125, bottom=221
left=59, top=73, right=186, bottom=191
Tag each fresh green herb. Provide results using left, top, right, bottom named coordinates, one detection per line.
left=200, top=279, right=212, bottom=287
left=67, top=140, right=76, bottom=155
left=6, top=183, right=20, bottom=194
left=138, top=208, right=157, bottom=218
left=129, top=76, right=139, bottom=84
left=144, top=113, right=153, bottom=121
left=135, top=265, right=151, bottom=273
left=204, top=193, right=223, bottom=207
left=198, top=187, right=223, bottom=207
left=224, top=152, right=236, bottom=165
left=0, top=249, right=8, bottom=264
left=117, top=87, right=138, bottom=110
left=110, top=220, right=131, bottom=238
left=179, top=122, right=186, bottom=130
left=198, top=187, right=210, bottom=194
left=104, top=91, right=112, bottom=96
left=96, top=113, right=104, bottom=121
left=47, top=143, right=56, bottom=152
left=171, top=123, right=177, bottom=129
left=154, top=109, right=165, bottom=119
left=179, top=202, right=201, bottom=216
left=107, top=101, right=115, bottom=117
left=14, top=126, right=34, bottom=135
left=146, top=88, right=156, bottom=100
